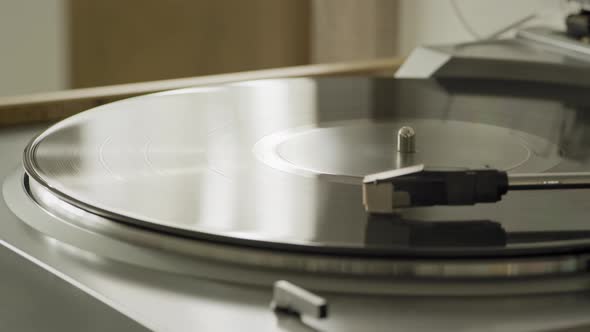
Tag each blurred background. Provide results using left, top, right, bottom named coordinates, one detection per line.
left=0, top=0, right=568, bottom=97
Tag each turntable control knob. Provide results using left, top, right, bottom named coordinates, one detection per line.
left=397, top=126, right=416, bottom=153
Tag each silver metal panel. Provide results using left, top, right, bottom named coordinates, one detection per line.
left=0, top=242, right=149, bottom=332
left=396, top=28, right=590, bottom=86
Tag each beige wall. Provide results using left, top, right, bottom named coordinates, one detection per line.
left=0, top=0, right=68, bottom=96
left=69, top=0, right=310, bottom=88
left=310, top=0, right=566, bottom=62
left=0, top=0, right=571, bottom=96
left=396, top=0, right=565, bottom=55
left=311, top=0, right=398, bottom=63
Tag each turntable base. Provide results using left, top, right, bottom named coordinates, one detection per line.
left=4, top=77, right=590, bottom=331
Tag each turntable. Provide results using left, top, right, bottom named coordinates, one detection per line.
left=4, top=9, right=590, bottom=332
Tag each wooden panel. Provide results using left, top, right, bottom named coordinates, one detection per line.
left=0, top=58, right=403, bottom=127
left=311, top=0, right=399, bottom=63
left=69, top=0, right=310, bottom=88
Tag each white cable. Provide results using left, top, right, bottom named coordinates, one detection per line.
left=450, top=0, right=542, bottom=40
left=486, top=14, right=537, bottom=39
left=450, top=0, right=483, bottom=40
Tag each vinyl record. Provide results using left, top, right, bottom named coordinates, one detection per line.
left=23, top=77, right=590, bottom=257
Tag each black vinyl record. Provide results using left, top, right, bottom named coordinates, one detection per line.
left=23, top=77, right=590, bottom=257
